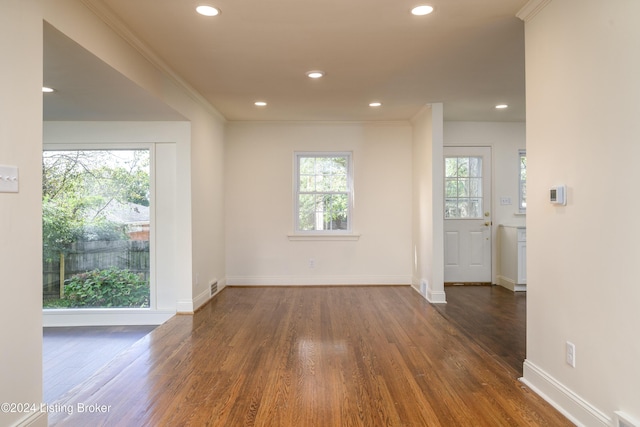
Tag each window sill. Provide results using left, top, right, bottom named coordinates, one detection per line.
left=287, top=233, right=361, bottom=241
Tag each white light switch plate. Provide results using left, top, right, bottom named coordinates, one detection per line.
left=0, top=165, right=19, bottom=193
left=500, top=196, right=512, bottom=205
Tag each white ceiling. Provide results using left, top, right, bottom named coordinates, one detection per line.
left=44, top=0, right=527, bottom=122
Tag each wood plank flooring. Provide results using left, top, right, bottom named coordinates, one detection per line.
left=48, top=286, right=570, bottom=426
left=43, top=326, right=157, bottom=403
left=435, top=285, right=527, bottom=376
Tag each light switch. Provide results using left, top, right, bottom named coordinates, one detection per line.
left=500, top=196, right=512, bottom=206
left=0, top=165, right=19, bottom=193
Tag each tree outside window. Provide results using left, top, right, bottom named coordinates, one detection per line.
left=42, top=149, right=151, bottom=309
left=295, top=153, right=352, bottom=233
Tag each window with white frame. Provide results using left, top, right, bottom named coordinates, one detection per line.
left=519, top=149, right=527, bottom=212
left=295, top=152, right=352, bottom=233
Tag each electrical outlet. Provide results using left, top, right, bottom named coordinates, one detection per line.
left=566, top=341, right=576, bottom=368
left=308, top=258, right=315, bottom=268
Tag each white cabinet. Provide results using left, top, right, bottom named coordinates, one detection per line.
left=498, top=225, right=526, bottom=292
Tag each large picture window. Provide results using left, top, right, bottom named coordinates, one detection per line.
left=295, top=152, right=352, bottom=233
left=42, top=149, right=151, bottom=309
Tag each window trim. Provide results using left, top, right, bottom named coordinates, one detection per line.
left=293, top=151, right=354, bottom=235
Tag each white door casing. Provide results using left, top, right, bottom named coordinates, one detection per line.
left=443, top=146, right=492, bottom=283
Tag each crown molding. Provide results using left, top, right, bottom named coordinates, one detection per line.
left=516, top=0, right=552, bottom=22
left=80, top=0, right=226, bottom=123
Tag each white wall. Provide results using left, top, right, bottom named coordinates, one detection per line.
left=521, top=0, right=640, bottom=425
left=444, top=121, right=526, bottom=284
left=225, top=121, right=412, bottom=285
left=45, top=0, right=227, bottom=312
left=42, top=121, right=191, bottom=325
left=411, top=104, right=445, bottom=303
left=0, top=2, right=46, bottom=426
left=189, top=109, right=226, bottom=306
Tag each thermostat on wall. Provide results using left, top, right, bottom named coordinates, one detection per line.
left=550, top=185, right=566, bottom=205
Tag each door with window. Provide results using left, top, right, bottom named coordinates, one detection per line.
left=443, top=146, right=492, bottom=283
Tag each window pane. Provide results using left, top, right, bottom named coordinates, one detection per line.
left=317, top=174, right=332, bottom=191
left=298, top=194, right=316, bottom=230
left=300, top=157, right=315, bottom=174
left=445, top=178, right=458, bottom=198
left=445, top=199, right=458, bottom=219
left=332, top=174, right=347, bottom=191
left=469, top=178, right=482, bottom=197
left=316, top=157, right=333, bottom=174
left=469, top=199, right=482, bottom=218
left=457, top=179, right=469, bottom=197
left=457, top=200, right=469, bottom=218
left=299, top=212, right=316, bottom=231
left=328, top=194, right=348, bottom=213
left=457, top=157, right=469, bottom=177
left=469, top=157, right=482, bottom=177
left=43, top=149, right=150, bottom=309
left=445, top=158, right=458, bottom=177
left=330, top=157, right=347, bottom=174
left=300, top=175, right=314, bottom=192
left=325, top=211, right=348, bottom=230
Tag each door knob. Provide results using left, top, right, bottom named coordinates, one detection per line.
left=484, top=211, right=490, bottom=217
left=484, top=221, right=491, bottom=226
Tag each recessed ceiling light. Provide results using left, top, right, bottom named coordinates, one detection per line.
left=495, top=104, right=508, bottom=109
left=306, top=71, right=325, bottom=79
left=369, top=102, right=382, bottom=107
left=254, top=101, right=267, bottom=107
left=411, top=5, right=434, bottom=16
left=196, top=5, right=220, bottom=16
left=42, top=87, right=55, bottom=93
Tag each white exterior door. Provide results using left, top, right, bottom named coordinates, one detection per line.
left=443, top=146, right=492, bottom=283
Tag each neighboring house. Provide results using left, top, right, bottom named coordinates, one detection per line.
left=96, top=201, right=150, bottom=241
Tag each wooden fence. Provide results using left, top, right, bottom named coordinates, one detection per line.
left=43, top=240, right=149, bottom=299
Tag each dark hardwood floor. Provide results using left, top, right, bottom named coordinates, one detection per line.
left=48, top=286, right=570, bottom=426
left=43, top=325, right=156, bottom=403
left=435, top=285, right=527, bottom=376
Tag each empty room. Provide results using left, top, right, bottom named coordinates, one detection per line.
left=1, top=0, right=639, bottom=426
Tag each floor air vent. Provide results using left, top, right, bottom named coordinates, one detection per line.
left=210, top=281, right=218, bottom=297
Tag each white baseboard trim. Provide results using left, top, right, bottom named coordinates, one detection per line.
left=191, top=287, right=212, bottom=312
left=178, top=278, right=229, bottom=313
left=42, top=309, right=175, bottom=327
left=496, top=275, right=526, bottom=292
left=176, top=299, right=194, bottom=313
left=521, top=359, right=611, bottom=426
left=11, top=406, right=47, bottom=427
left=410, top=277, right=446, bottom=304
left=225, top=275, right=411, bottom=286
left=426, top=288, right=447, bottom=304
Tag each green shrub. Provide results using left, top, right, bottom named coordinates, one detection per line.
left=43, top=298, right=73, bottom=308
left=64, top=268, right=149, bottom=308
